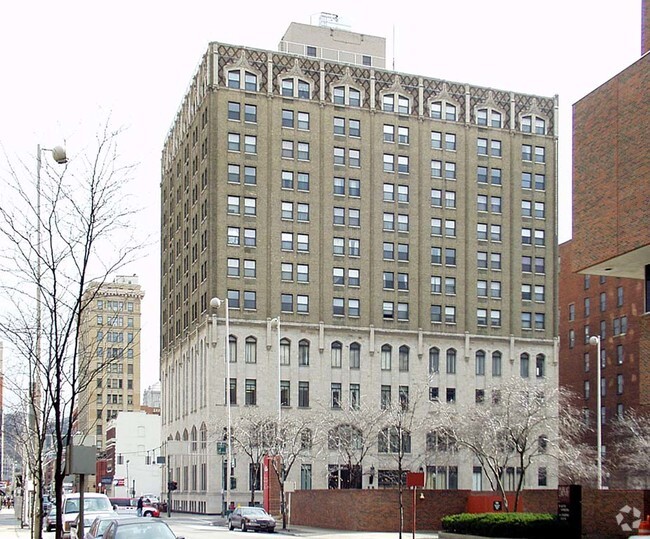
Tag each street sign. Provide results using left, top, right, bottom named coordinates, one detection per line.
left=217, top=441, right=227, bottom=455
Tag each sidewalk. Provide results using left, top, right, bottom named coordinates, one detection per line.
left=0, top=508, right=29, bottom=539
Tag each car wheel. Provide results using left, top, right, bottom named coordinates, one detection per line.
left=241, top=521, right=247, bottom=532
left=144, top=511, right=152, bottom=517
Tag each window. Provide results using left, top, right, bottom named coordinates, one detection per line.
left=350, top=343, right=361, bottom=369
left=280, top=380, right=290, bottom=407
left=431, top=160, right=442, bottom=178
left=381, top=344, right=392, bottom=370
left=228, top=101, right=241, bottom=121
left=383, top=154, right=395, bottom=172
left=536, top=354, right=545, bottom=378
left=445, top=133, right=456, bottom=150
left=299, top=340, right=310, bottom=366
left=332, top=85, right=361, bottom=106
left=491, top=140, right=502, bottom=157
left=381, top=385, right=392, bottom=409
left=297, top=142, right=309, bottom=160
left=331, top=341, right=342, bottom=368
left=431, top=101, right=457, bottom=121
left=617, top=374, right=624, bottom=395
left=520, top=353, right=530, bottom=377
left=477, top=138, right=488, bottom=155
left=492, top=351, right=502, bottom=376
left=245, top=337, right=257, bottom=363
left=445, top=162, right=456, bottom=179
left=243, top=291, right=256, bottom=309
left=333, top=297, right=344, bottom=316
left=331, top=383, right=342, bottom=409
left=429, top=347, right=440, bottom=374
left=522, top=144, right=532, bottom=161
left=243, top=228, right=256, bottom=247
left=535, top=146, right=545, bottom=163
left=244, top=104, right=257, bottom=123
left=398, top=155, right=409, bottom=174
left=477, top=108, right=502, bottom=127
left=431, top=131, right=442, bottom=149
left=244, top=135, right=257, bottom=154
left=297, top=112, right=310, bottom=130
left=399, top=346, right=409, bottom=371
left=446, top=349, right=457, bottom=374
left=383, top=301, right=394, bottom=320
left=298, top=381, right=310, bottom=407
left=398, top=126, right=409, bottom=144
left=446, top=388, right=456, bottom=403
left=477, top=308, right=488, bottom=326
left=282, top=77, right=311, bottom=99
left=600, top=292, right=607, bottom=312
left=430, top=305, right=442, bottom=323
left=349, top=119, right=361, bottom=137
left=228, top=133, right=240, bottom=152
left=475, top=351, right=486, bottom=375
left=245, top=379, right=257, bottom=406
left=244, top=197, right=256, bottom=216
left=282, top=109, right=294, bottom=128
left=349, top=149, right=360, bottom=167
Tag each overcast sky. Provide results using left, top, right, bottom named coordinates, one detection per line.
left=0, top=0, right=642, bottom=391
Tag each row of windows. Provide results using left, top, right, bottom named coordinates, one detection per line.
left=568, top=286, right=626, bottom=321
left=583, top=374, right=626, bottom=400
left=96, top=331, right=135, bottom=343
left=96, top=300, right=135, bottom=312
left=96, top=315, right=135, bottom=327
left=225, top=69, right=549, bottom=134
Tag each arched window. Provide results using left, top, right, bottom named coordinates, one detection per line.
left=190, top=426, right=198, bottom=452
left=381, top=344, right=392, bottom=370
left=446, top=348, right=457, bottom=374
left=476, top=107, right=503, bottom=128
left=521, top=114, right=547, bottom=135
left=520, top=352, right=530, bottom=378
left=298, top=339, right=309, bottom=366
left=182, top=428, right=189, bottom=441
left=399, top=345, right=410, bottom=372
left=475, top=350, right=486, bottom=376
left=349, top=342, right=361, bottom=369
left=430, top=100, right=458, bottom=121
left=228, top=335, right=237, bottom=363
left=227, top=69, right=258, bottom=92
left=332, top=85, right=362, bottom=107
left=200, top=423, right=207, bottom=450
left=383, top=93, right=410, bottom=114
left=536, top=353, right=546, bottom=378
left=331, top=341, right=342, bottom=368
left=245, top=336, right=257, bottom=364
left=280, top=337, right=291, bottom=365
left=282, top=77, right=311, bottom=99
left=429, top=347, right=440, bottom=374
left=492, top=351, right=502, bottom=377
left=378, top=427, right=411, bottom=454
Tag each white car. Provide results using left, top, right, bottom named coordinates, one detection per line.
left=61, top=493, right=115, bottom=537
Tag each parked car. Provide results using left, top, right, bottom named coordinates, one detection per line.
left=62, top=493, right=114, bottom=537
left=44, top=506, right=57, bottom=532
left=102, top=517, right=184, bottom=539
left=71, top=511, right=118, bottom=538
left=228, top=506, right=276, bottom=533
left=109, top=497, right=160, bottom=517
left=83, top=513, right=130, bottom=539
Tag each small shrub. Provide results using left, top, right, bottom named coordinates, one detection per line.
left=441, top=512, right=569, bottom=538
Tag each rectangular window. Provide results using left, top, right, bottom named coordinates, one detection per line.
left=245, top=379, right=257, bottom=406
left=298, top=382, right=310, bottom=407
left=431, top=131, right=442, bottom=149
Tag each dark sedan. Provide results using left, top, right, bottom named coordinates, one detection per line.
left=228, top=506, right=276, bottom=532
left=102, top=517, right=184, bottom=539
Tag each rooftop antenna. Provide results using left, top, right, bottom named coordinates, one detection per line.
left=392, top=24, right=396, bottom=71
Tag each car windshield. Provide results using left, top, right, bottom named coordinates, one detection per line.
left=115, top=522, right=175, bottom=539
left=65, top=497, right=113, bottom=514
left=241, top=507, right=268, bottom=516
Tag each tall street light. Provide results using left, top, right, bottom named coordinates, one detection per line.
left=211, top=297, right=232, bottom=511
left=589, top=335, right=603, bottom=489
left=270, top=317, right=281, bottom=422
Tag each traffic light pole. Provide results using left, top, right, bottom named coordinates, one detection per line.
left=167, top=466, right=172, bottom=518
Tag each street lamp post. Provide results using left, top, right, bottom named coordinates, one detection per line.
left=589, top=335, right=603, bottom=489
left=31, top=144, right=67, bottom=529
left=211, top=297, right=232, bottom=512
left=270, top=317, right=281, bottom=422
left=126, top=460, right=130, bottom=498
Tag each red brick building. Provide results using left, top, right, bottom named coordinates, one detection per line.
left=561, top=0, right=650, bottom=488
left=559, top=240, right=645, bottom=486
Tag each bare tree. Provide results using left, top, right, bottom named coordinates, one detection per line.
left=433, top=377, right=595, bottom=512
left=377, top=385, right=426, bottom=539
left=266, top=414, right=319, bottom=530
left=610, top=409, right=650, bottom=489
left=0, top=122, right=141, bottom=539
left=231, top=412, right=276, bottom=506
left=324, top=398, right=385, bottom=489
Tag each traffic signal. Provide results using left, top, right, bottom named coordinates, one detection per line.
left=168, top=481, right=178, bottom=491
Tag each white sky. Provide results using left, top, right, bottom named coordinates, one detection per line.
left=0, top=0, right=643, bottom=391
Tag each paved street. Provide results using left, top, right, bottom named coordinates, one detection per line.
left=0, top=507, right=439, bottom=539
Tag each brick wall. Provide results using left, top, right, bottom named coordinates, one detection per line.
left=572, top=54, right=650, bottom=274
left=290, top=488, right=648, bottom=538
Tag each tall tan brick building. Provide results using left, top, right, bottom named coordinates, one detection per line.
left=76, top=276, right=144, bottom=451
left=160, top=18, right=559, bottom=513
